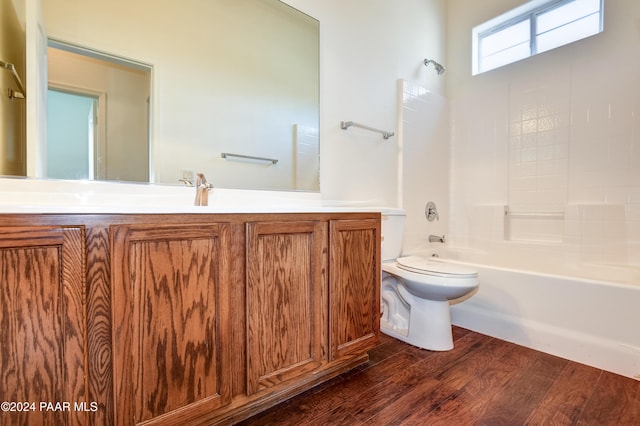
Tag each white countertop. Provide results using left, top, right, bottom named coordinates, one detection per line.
left=0, top=177, right=401, bottom=215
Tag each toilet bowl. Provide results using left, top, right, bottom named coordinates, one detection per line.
left=380, top=211, right=478, bottom=351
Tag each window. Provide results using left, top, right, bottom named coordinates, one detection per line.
left=472, top=0, right=603, bottom=75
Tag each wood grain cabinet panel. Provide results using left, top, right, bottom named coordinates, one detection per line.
left=329, top=219, right=381, bottom=360
left=245, top=221, right=325, bottom=395
left=0, top=212, right=380, bottom=425
left=0, top=226, right=88, bottom=426
left=110, top=223, right=232, bottom=425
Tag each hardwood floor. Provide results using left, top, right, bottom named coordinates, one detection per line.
left=239, top=327, right=640, bottom=425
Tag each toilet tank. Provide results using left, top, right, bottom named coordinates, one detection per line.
left=381, top=209, right=406, bottom=261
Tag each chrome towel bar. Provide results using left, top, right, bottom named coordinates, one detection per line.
left=340, top=121, right=394, bottom=139
left=0, top=60, right=25, bottom=99
left=221, top=152, right=278, bottom=164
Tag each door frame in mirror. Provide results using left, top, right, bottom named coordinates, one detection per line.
left=47, top=40, right=152, bottom=182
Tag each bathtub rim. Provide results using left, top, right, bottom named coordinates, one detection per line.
left=408, top=248, right=640, bottom=289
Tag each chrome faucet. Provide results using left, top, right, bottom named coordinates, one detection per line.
left=428, top=234, right=445, bottom=243
left=194, top=173, right=213, bottom=206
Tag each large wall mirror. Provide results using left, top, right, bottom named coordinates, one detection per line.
left=24, top=0, right=320, bottom=191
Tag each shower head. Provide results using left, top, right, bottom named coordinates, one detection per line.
left=424, top=59, right=445, bottom=75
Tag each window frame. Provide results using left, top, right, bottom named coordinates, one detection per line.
left=472, top=0, right=604, bottom=75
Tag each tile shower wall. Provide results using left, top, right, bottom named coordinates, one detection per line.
left=400, top=80, right=449, bottom=253
left=445, top=0, right=640, bottom=275
left=449, top=64, right=640, bottom=270
left=505, top=72, right=571, bottom=244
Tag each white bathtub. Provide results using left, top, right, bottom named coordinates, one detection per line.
left=425, top=250, right=640, bottom=381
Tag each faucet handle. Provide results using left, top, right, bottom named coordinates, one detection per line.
left=194, top=173, right=213, bottom=206
left=195, top=173, right=205, bottom=187
left=195, top=173, right=214, bottom=189
left=425, top=201, right=439, bottom=221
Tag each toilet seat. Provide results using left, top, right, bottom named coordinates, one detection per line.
left=396, top=256, right=478, bottom=278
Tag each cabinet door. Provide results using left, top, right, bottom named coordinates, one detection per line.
left=329, top=219, right=380, bottom=360
left=246, top=221, right=325, bottom=395
left=0, top=226, right=88, bottom=426
left=111, top=223, right=231, bottom=425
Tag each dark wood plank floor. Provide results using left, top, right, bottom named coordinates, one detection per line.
left=239, top=327, right=640, bottom=425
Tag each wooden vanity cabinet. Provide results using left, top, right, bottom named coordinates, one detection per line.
left=0, top=225, right=89, bottom=426
left=0, top=212, right=380, bottom=426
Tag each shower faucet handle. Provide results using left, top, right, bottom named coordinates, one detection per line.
left=425, top=201, right=439, bottom=221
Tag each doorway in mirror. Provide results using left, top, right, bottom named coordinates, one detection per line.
left=46, top=88, right=97, bottom=180
left=47, top=42, right=151, bottom=182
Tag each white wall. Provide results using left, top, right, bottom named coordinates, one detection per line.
left=286, top=0, right=447, bottom=206
left=446, top=0, right=640, bottom=272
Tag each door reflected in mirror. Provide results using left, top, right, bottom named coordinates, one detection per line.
left=47, top=88, right=98, bottom=180
left=47, top=45, right=151, bottom=182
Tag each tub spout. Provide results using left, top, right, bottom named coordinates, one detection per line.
left=194, top=173, right=213, bottom=206
left=428, top=234, right=445, bottom=243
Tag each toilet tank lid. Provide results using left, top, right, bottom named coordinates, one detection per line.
left=397, top=256, right=478, bottom=277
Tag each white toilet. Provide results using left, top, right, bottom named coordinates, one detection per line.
left=381, top=211, right=478, bottom=351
